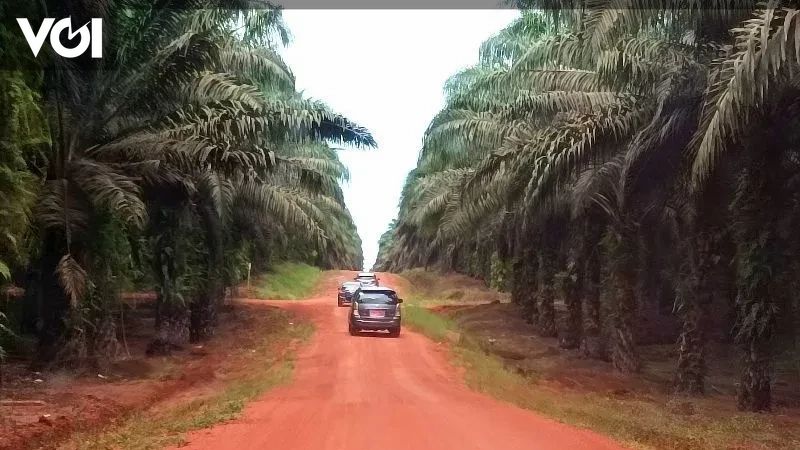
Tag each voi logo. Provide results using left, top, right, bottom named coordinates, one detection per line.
left=16, top=18, right=102, bottom=59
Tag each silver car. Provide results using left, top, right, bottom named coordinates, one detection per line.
left=354, top=271, right=379, bottom=287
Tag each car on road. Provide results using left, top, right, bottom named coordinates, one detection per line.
left=354, top=271, right=379, bottom=287
left=348, top=286, right=402, bottom=337
left=337, top=281, right=361, bottom=307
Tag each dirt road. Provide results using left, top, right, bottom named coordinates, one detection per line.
left=173, top=272, right=624, bottom=450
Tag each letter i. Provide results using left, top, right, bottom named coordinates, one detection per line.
left=91, top=18, right=102, bottom=58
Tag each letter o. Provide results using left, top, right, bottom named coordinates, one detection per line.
left=50, top=19, right=90, bottom=58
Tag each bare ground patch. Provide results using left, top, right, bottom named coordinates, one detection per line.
left=0, top=302, right=304, bottom=450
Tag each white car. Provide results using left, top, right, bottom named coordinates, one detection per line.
left=354, top=272, right=379, bottom=287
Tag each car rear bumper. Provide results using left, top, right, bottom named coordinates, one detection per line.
left=351, top=317, right=400, bottom=330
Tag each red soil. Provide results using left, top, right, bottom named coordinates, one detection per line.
left=0, top=303, right=289, bottom=450
left=172, top=272, right=625, bottom=450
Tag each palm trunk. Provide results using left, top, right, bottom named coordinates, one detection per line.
left=190, top=290, right=217, bottom=343
left=537, top=251, right=557, bottom=338
left=605, top=226, right=641, bottom=373
left=560, top=277, right=582, bottom=348
left=731, top=153, right=782, bottom=412
left=738, top=340, right=772, bottom=411
left=559, top=234, right=582, bottom=349
left=149, top=298, right=188, bottom=355
left=189, top=203, right=224, bottom=342
left=674, top=226, right=715, bottom=395
left=674, top=294, right=706, bottom=394
left=522, top=246, right=539, bottom=325
left=581, top=262, right=605, bottom=359
left=581, top=219, right=606, bottom=359
left=612, top=267, right=640, bottom=372
left=89, top=307, right=120, bottom=369
left=30, top=233, right=70, bottom=364
left=147, top=210, right=189, bottom=355
left=510, top=256, right=525, bottom=305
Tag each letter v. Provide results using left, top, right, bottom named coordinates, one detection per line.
left=17, top=18, right=55, bottom=57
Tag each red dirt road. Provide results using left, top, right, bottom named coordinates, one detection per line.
left=174, top=272, right=625, bottom=450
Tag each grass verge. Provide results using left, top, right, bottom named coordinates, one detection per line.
left=402, top=298, right=799, bottom=450
left=60, top=312, right=313, bottom=450
left=253, top=262, right=321, bottom=300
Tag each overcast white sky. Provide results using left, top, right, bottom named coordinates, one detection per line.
left=281, top=10, right=519, bottom=270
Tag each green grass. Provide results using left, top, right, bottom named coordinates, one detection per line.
left=253, top=262, right=321, bottom=300
left=403, top=304, right=455, bottom=343
left=60, top=316, right=314, bottom=450
left=402, top=295, right=800, bottom=450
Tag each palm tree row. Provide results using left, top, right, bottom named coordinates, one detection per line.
left=1, top=1, right=372, bottom=366
left=375, top=2, right=800, bottom=411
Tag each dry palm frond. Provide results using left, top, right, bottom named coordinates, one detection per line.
left=56, top=254, right=89, bottom=307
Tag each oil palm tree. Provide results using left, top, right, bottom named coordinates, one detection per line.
left=16, top=0, right=374, bottom=362
left=687, top=3, right=800, bottom=411
left=379, top=4, right=800, bottom=404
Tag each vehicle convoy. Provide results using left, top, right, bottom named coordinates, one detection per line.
left=337, top=281, right=361, bottom=307
left=348, top=286, right=402, bottom=337
left=354, top=271, right=379, bottom=286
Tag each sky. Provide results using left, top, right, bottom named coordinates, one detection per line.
left=281, top=10, right=520, bottom=270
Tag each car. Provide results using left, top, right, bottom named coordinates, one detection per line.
left=348, top=286, right=403, bottom=337
left=354, top=271, right=379, bottom=287
left=337, top=281, right=361, bottom=307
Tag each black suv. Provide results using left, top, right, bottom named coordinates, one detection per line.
left=337, top=281, right=361, bottom=307
left=348, top=286, right=403, bottom=337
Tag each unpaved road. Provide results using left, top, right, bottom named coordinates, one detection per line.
left=174, top=272, right=624, bottom=450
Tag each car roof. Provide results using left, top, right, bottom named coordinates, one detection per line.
left=357, top=272, right=376, bottom=277
left=357, top=286, right=395, bottom=293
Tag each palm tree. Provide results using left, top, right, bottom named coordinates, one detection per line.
left=377, top=2, right=800, bottom=410
left=12, top=1, right=374, bottom=362
left=687, top=3, right=800, bottom=410
left=0, top=1, right=47, bottom=285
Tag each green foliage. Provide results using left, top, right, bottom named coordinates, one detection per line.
left=377, top=2, right=800, bottom=410
left=1, top=1, right=371, bottom=363
left=0, top=312, right=10, bottom=362
left=253, top=262, right=322, bottom=300
left=403, top=305, right=455, bottom=343
left=0, top=70, right=45, bottom=280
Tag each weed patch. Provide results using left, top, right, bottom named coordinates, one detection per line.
left=253, top=262, right=321, bottom=300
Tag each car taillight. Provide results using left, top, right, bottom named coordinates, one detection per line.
left=353, top=308, right=360, bottom=317
left=394, top=306, right=401, bottom=318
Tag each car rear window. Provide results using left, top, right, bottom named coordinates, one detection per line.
left=357, top=293, right=396, bottom=304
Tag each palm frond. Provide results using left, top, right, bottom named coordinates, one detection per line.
left=691, top=5, right=800, bottom=190
left=56, top=254, right=89, bottom=307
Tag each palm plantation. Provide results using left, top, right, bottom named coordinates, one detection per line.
left=2, top=2, right=800, bottom=447
left=1, top=1, right=371, bottom=365
left=376, top=3, right=800, bottom=412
